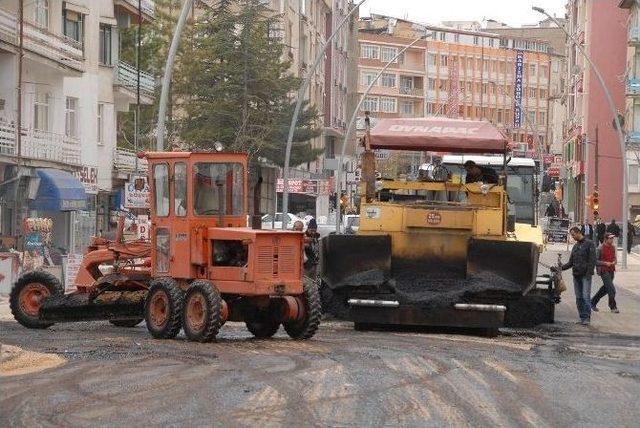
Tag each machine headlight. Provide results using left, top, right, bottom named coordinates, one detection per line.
left=480, top=184, right=490, bottom=195
left=213, top=141, right=225, bottom=152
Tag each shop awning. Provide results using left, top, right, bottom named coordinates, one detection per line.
left=30, top=169, right=87, bottom=211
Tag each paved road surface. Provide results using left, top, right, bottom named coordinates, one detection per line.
left=1, top=247, right=639, bottom=427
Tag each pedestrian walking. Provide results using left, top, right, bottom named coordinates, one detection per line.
left=580, top=220, right=594, bottom=241
left=591, top=233, right=619, bottom=313
left=606, top=219, right=621, bottom=248
left=595, top=217, right=606, bottom=245
left=553, top=226, right=597, bottom=325
left=627, top=220, right=636, bottom=254
left=545, top=202, right=557, bottom=218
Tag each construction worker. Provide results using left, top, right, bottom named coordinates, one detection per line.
left=463, top=160, right=499, bottom=184
left=552, top=226, right=597, bottom=325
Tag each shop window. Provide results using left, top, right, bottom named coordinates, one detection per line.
left=175, top=163, right=187, bottom=216
left=153, top=164, right=169, bottom=217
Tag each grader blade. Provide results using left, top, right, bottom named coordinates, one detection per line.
left=39, top=291, right=146, bottom=323
left=466, top=238, right=539, bottom=295
left=320, top=234, right=391, bottom=290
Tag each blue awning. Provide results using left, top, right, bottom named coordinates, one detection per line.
left=30, top=168, right=87, bottom=211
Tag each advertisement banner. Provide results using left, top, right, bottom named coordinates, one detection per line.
left=75, top=166, right=99, bottom=194
left=124, top=176, right=150, bottom=209
left=513, top=50, right=524, bottom=128
left=546, top=217, right=570, bottom=243
left=137, top=215, right=150, bottom=240
left=276, top=179, right=329, bottom=196
left=447, top=56, right=459, bottom=118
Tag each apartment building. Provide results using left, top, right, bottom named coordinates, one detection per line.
left=564, top=0, right=627, bottom=223
left=0, top=0, right=155, bottom=254
left=619, top=0, right=640, bottom=220
left=358, top=15, right=558, bottom=159
left=268, top=0, right=358, bottom=219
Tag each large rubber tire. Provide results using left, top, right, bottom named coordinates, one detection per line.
left=246, top=313, right=280, bottom=339
left=283, top=277, right=321, bottom=340
left=110, top=319, right=143, bottom=328
left=10, top=270, right=64, bottom=329
left=182, top=280, right=223, bottom=342
left=144, top=277, right=183, bottom=339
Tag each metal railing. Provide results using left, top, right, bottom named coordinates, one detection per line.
left=0, top=8, right=84, bottom=71
left=121, top=0, right=155, bottom=18
left=399, top=86, right=422, bottom=96
left=114, top=61, right=156, bottom=98
left=0, top=121, right=81, bottom=165
left=114, top=147, right=148, bottom=172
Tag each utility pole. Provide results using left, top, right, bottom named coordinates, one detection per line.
left=14, top=0, right=24, bottom=239
left=135, top=0, right=141, bottom=172
left=583, top=134, right=589, bottom=223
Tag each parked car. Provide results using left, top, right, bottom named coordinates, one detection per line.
left=261, top=213, right=305, bottom=230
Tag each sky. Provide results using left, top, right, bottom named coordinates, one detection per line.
left=359, top=0, right=567, bottom=27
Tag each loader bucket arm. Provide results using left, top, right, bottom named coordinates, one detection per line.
left=466, top=238, right=539, bottom=295
left=320, top=234, right=392, bottom=290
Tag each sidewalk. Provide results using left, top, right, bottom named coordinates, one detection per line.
left=543, top=243, right=640, bottom=337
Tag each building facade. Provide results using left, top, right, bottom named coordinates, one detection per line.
left=619, top=0, right=640, bottom=220
left=0, top=0, right=154, bottom=255
left=564, top=0, right=628, bottom=223
left=357, top=16, right=558, bottom=161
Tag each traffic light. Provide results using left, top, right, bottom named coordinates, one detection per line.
left=585, top=194, right=593, bottom=209
left=592, top=188, right=599, bottom=211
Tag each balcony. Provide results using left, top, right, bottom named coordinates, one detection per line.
left=114, top=0, right=155, bottom=21
left=113, top=147, right=148, bottom=173
left=626, top=78, right=640, bottom=96
left=399, top=86, right=423, bottom=97
left=113, top=61, right=156, bottom=104
left=0, top=121, right=81, bottom=165
left=629, top=27, right=640, bottom=45
left=0, top=8, right=84, bottom=72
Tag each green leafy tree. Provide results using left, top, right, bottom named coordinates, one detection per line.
left=173, top=0, right=322, bottom=166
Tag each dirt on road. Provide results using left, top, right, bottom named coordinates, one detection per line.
left=0, top=319, right=638, bottom=427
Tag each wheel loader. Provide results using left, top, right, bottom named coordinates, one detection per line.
left=10, top=151, right=321, bottom=342
left=320, top=115, right=561, bottom=333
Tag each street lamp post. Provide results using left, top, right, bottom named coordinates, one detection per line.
left=335, top=32, right=428, bottom=233
left=533, top=6, right=629, bottom=268
left=281, top=0, right=368, bottom=229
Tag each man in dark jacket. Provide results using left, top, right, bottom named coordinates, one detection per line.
left=553, top=226, right=597, bottom=325
left=595, top=217, right=606, bottom=245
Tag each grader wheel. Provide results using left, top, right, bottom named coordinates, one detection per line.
left=182, top=280, right=223, bottom=342
left=10, top=271, right=64, bottom=329
left=144, top=278, right=183, bottom=339
left=283, top=277, right=321, bottom=340
left=246, top=312, right=280, bottom=339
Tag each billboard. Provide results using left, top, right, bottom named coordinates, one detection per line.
left=124, top=176, right=150, bottom=209
left=513, top=50, right=524, bottom=128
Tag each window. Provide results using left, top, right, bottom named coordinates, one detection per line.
left=34, top=0, right=48, bottom=28
left=155, top=228, right=170, bottom=272
left=630, top=164, right=639, bottom=186
left=193, top=163, right=245, bottom=216
left=361, top=44, right=379, bottom=59
left=400, top=101, right=414, bottom=115
left=473, top=36, right=479, bottom=45
left=153, top=164, right=170, bottom=217
left=362, top=96, right=378, bottom=112
left=439, top=32, right=446, bottom=41
left=380, top=72, right=396, bottom=88
left=381, top=46, right=398, bottom=62
left=428, top=78, right=436, bottom=90
left=99, top=24, right=112, bottom=65
left=529, top=87, right=537, bottom=98
left=489, top=39, right=495, bottom=47
left=97, top=103, right=104, bottom=144
left=427, top=53, right=437, bottom=66
left=552, top=60, right=559, bottom=73
left=34, top=92, right=50, bottom=131
left=63, top=9, right=83, bottom=44
left=300, top=0, right=306, bottom=15
left=379, top=97, right=397, bottom=113
left=361, top=71, right=377, bottom=86
left=65, top=97, right=78, bottom=138
left=440, top=55, right=448, bottom=66
left=529, top=64, right=536, bottom=77
left=540, top=64, right=548, bottom=76
left=300, top=34, right=307, bottom=64
left=426, top=103, right=435, bottom=114
left=497, top=109, right=503, bottom=123
left=174, top=163, right=187, bottom=216
left=539, top=111, right=546, bottom=124
left=454, top=33, right=460, bottom=43
left=539, top=88, right=547, bottom=99
left=431, top=32, right=438, bottom=40
left=527, top=111, right=536, bottom=125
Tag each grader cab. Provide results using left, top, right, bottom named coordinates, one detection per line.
left=10, top=152, right=320, bottom=342
left=321, top=117, right=559, bottom=332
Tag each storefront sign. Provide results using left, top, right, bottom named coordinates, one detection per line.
left=124, top=176, right=150, bottom=209
left=513, top=50, right=524, bottom=128
left=374, top=150, right=390, bottom=161
left=61, top=199, right=87, bottom=210
left=76, top=166, right=99, bottom=194
left=276, top=179, right=331, bottom=196
left=64, top=253, right=84, bottom=291
left=137, top=215, right=150, bottom=240
left=546, top=217, right=570, bottom=243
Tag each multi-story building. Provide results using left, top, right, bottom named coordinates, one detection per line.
left=0, top=0, right=155, bottom=256
left=267, top=0, right=358, bottom=220
left=564, top=0, right=627, bottom=223
left=358, top=15, right=557, bottom=161
left=619, top=0, right=640, bottom=221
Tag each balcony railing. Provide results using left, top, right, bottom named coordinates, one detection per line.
left=629, top=27, right=640, bottom=45
left=114, top=147, right=148, bottom=172
left=114, top=61, right=156, bottom=98
left=122, top=0, right=155, bottom=18
left=399, top=86, right=422, bottom=96
left=0, top=8, right=84, bottom=72
left=0, top=121, right=81, bottom=165
left=627, top=78, right=640, bottom=95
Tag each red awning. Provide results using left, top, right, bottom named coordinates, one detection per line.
left=369, top=118, right=509, bottom=154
